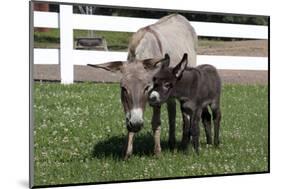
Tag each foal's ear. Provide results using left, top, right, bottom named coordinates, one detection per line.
left=142, top=54, right=170, bottom=70
left=173, top=53, right=188, bottom=79
left=87, top=61, right=125, bottom=73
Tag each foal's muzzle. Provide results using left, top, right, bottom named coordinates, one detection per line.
left=148, top=91, right=161, bottom=106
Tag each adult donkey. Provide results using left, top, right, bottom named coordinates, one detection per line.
left=87, top=14, right=197, bottom=160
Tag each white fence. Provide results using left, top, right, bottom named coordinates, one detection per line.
left=33, top=4, right=268, bottom=84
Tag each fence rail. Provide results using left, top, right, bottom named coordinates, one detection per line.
left=34, top=48, right=268, bottom=71
left=33, top=4, right=268, bottom=84
left=34, top=11, right=268, bottom=39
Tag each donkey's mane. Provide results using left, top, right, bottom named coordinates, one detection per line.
left=184, top=67, right=202, bottom=76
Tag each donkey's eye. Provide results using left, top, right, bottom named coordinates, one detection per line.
left=121, top=87, right=128, bottom=94
left=144, top=85, right=149, bottom=93
left=144, top=84, right=152, bottom=94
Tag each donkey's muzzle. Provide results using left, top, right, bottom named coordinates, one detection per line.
left=127, top=121, right=143, bottom=133
left=126, top=108, right=144, bottom=132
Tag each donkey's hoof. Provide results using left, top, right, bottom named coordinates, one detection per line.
left=154, top=152, right=161, bottom=158
left=154, top=148, right=161, bottom=158
left=123, top=154, right=130, bottom=161
left=123, top=151, right=132, bottom=160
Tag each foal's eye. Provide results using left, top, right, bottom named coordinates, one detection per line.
left=163, top=82, right=172, bottom=90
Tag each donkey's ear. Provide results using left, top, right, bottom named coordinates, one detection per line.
left=161, top=53, right=170, bottom=69
left=142, top=54, right=170, bottom=70
left=87, top=61, right=125, bottom=73
left=172, top=53, right=188, bottom=79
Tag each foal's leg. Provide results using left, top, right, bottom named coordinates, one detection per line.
left=191, top=108, right=202, bottom=154
left=180, top=103, right=191, bottom=152
left=211, top=102, right=222, bottom=147
left=167, top=98, right=176, bottom=150
left=151, top=105, right=161, bottom=156
left=202, top=107, right=212, bottom=145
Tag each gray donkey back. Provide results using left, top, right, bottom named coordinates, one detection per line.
left=128, top=14, right=198, bottom=67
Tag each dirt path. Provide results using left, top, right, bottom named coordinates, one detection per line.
left=33, top=65, right=268, bottom=85
left=198, top=40, right=268, bottom=57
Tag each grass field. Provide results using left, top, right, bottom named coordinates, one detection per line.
left=34, top=29, right=226, bottom=50
left=33, top=82, right=268, bottom=187
left=34, top=29, right=132, bottom=50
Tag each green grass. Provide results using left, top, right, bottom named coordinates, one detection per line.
left=33, top=83, right=268, bottom=187
left=34, top=29, right=222, bottom=50
left=34, top=29, right=132, bottom=50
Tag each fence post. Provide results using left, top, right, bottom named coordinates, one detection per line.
left=59, top=5, right=73, bottom=84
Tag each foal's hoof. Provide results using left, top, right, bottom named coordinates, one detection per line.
left=168, top=145, right=176, bottom=153
left=179, top=142, right=188, bottom=151
left=214, top=141, right=220, bottom=148
left=206, top=141, right=213, bottom=145
left=168, top=140, right=176, bottom=151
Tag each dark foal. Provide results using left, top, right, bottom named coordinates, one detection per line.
left=148, top=54, right=222, bottom=154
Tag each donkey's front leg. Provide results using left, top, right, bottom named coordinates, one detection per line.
left=123, top=132, right=135, bottom=160
left=151, top=105, right=161, bottom=156
left=167, top=98, right=176, bottom=150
